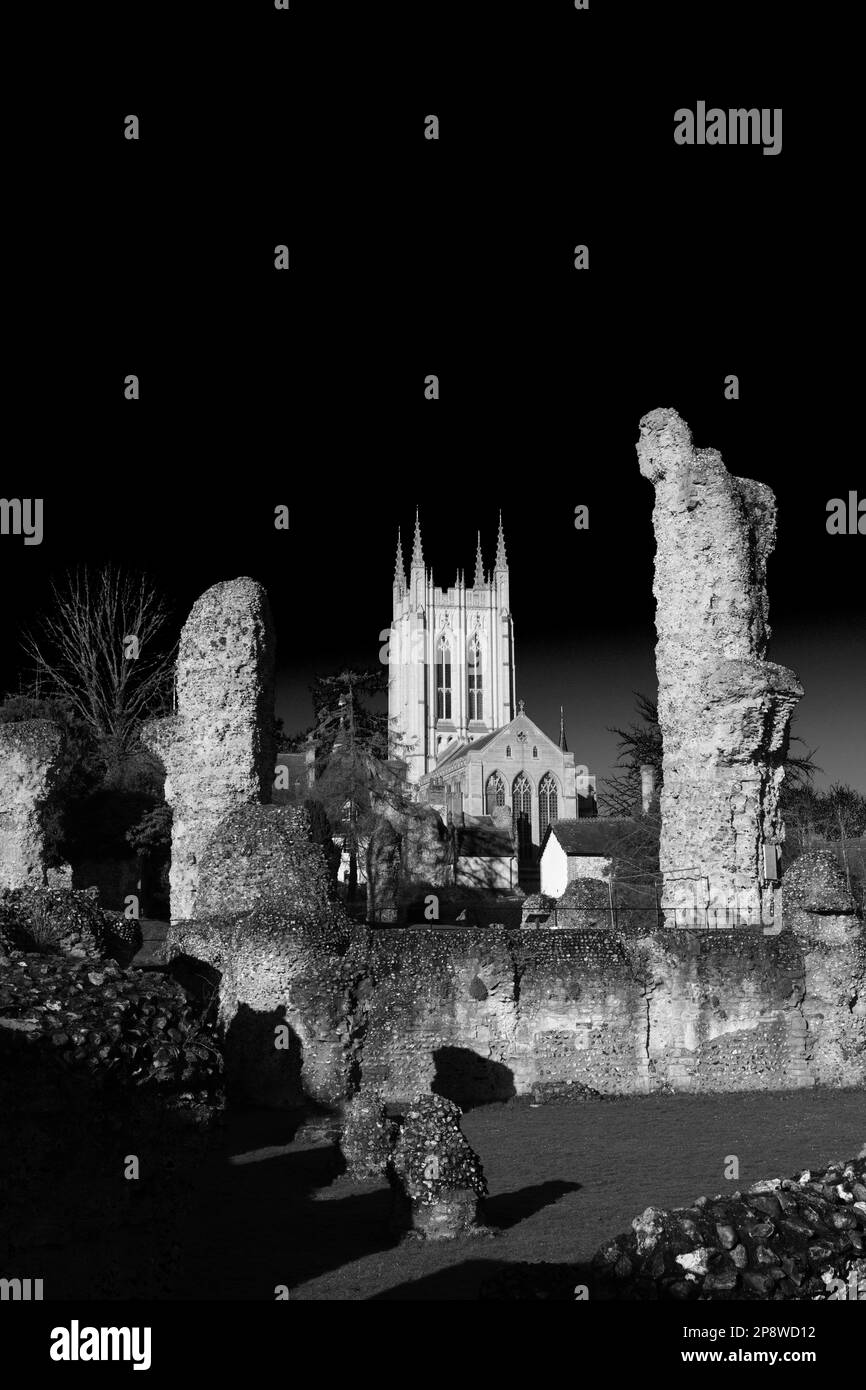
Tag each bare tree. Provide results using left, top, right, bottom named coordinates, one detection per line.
left=21, top=565, right=176, bottom=782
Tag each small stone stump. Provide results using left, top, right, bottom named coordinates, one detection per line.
left=339, top=1089, right=394, bottom=1180
left=390, top=1093, right=489, bottom=1239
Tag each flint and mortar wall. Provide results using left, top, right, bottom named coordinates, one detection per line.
left=167, top=913, right=865, bottom=1108
left=643, top=930, right=810, bottom=1092
left=782, top=852, right=866, bottom=1087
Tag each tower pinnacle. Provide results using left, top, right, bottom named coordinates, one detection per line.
left=559, top=705, right=569, bottom=753
left=394, top=528, right=406, bottom=590
left=473, top=531, right=485, bottom=587
left=411, top=506, right=424, bottom=568
left=495, top=511, right=508, bottom=569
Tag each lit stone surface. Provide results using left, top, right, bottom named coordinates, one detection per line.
left=0, top=720, right=64, bottom=889
left=636, top=408, right=803, bottom=929
left=143, top=577, right=276, bottom=922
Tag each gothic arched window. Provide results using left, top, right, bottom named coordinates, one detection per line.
left=468, top=634, right=483, bottom=722
left=532, top=746, right=538, bottom=758
left=486, top=772, right=506, bottom=815
left=505, top=746, right=512, bottom=758
left=436, top=635, right=452, bottom=720
left=513, top=772, right=532, bottom=860
left=538, top=772, right=559, bottom=842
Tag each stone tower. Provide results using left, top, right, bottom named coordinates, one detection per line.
left=388, top=511, right=516, bottom=782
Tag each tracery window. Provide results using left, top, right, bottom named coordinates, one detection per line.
left=468, top=635, right=483, bottom=721
left=513, top=772, right=532, bottom=860
left=538, top=772, right=559, bottom=842
left=486, top=772, right=506, bottom=815
left=436, top=635, right=452, bottom=720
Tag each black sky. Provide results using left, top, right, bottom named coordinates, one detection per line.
left=5, top=4, right=862, bottom=790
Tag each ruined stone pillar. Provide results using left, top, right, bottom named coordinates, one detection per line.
left=636, top=408, right=803, bottom=928
left=143, top=578, right=276, bottom=922
left=0, top=720, right=64, bottom=889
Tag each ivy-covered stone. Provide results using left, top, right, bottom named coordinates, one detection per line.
left=0, top=947, right=222, bottom=1093
left=0, top=886, right=142, bottom=964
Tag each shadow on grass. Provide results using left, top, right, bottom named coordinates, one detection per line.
left=171, top=1122, right=401, bottom=1296
left=171, top=1114, right=584, bottom=1297
left=484, top=1178, right=582, bottom=1230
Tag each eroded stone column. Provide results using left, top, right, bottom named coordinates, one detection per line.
left=636, top=408, right=803, bottom=928
left=0, top=720, right=64, bottom=888
left=143, top=577, right=276, bottom=922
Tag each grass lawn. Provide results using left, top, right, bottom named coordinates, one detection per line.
left=170, top=1088, right=865, bottom=1300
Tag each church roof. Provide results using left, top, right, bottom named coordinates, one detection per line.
left=543, top=818, right=636, bottom=856
left=431, top=706, right=574, bottom=774
left=435, top=738, right=471, bottom=769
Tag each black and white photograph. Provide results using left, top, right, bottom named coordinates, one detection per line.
left=2, top=0, right=862, bottom=1370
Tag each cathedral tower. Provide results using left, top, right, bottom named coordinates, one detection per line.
left=388, top=511, right=516, bottom=782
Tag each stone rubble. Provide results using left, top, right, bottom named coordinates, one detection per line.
left=478, top=1153, right=866, bottom=1301
left=0, top=946, right=221, bottom=1092
left=590, top=1152, right=866, bottom=1300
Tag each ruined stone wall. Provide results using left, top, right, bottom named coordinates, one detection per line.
left=170, top=910, right=356, bottom=1108
left=0, top=720, right=64, bottom=889
left=636, top=408, right=803, bottom=928
left=782, top=851, right=866, bottom=1087
left=353, top=928, right=647, bottom=1102
left=143, top=578, right=276, bottom=922
left=167, top=914, right=864, bottom=1107
left=643, top=930, right=810, bottom=1092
